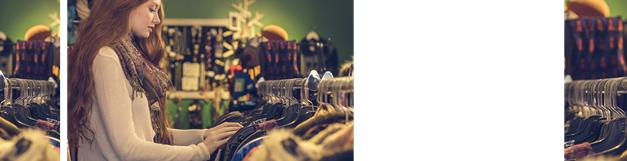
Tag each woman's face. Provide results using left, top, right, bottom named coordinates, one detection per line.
left=130, top=0, right=161, bottom=38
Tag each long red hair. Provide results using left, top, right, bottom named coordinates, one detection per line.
left=68, top=0, right=170, bottom=148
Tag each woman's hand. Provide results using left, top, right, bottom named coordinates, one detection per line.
left=202, top=122, right=243, bottom=153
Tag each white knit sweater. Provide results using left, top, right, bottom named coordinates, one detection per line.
left=77, top=47, right=211, bottom=161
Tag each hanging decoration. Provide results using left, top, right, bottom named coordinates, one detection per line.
left=49, top=12, right=60, bottom=30
left=230, top=0, right=264, bottom=40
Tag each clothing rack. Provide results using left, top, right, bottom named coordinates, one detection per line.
left=566, top=77, right=627, bottom=94
left=216, top=72, right=354, bottom=161
left=564, top=76, right=627, bottom=157
left=0, top=71, right=62, bottom=139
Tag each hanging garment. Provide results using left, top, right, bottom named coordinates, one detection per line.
left=245, top=128, right=323, bottom=161
left=230, top=139, right=263, bottom=161
left=302, top=120, right=348, bottom=140
left=299, top=33, right=339, bottom=76
left=0, top=129, right=60, bottom=161
left=242, top=146, right=260, bottom=161
left=293, top=105, right=353, bottom=136
left=215, top=111, right=244, bottom=127
left=260, top=41, right=300, bottom=80
left=307, top=123, right=347, bottom=145
left=0, top=117, right=19, bottom=136
left=13, top=41, right=54, bottom=80
left=0, top=127, right=8, bottom=139
left=35, top=120, right=58, bottom=132
left=254, top=120, right=277, bottom=131
left=565, top=17, right=627, bottom=80
left=49, top=137, right=61, bottom=152
left=246, top=121, right=354, bottom=161
left=221, top=120, right=278, bottom=161
left=318, top=121, right=354, bottom=153
left=319, top=150, right=353, bottom=161
left=571, top=154, right=625, bottom=161
left=565, top=142, right=595, bottom=160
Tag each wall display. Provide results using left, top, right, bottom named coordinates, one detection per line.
left=163, top=24, right=248, bottom=91
left=182, top=62, right=200, bottom=91
left=208, top=27, right=237, bottom=87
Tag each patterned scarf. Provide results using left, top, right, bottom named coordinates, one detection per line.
left=110, top=34, right=171, bottom=142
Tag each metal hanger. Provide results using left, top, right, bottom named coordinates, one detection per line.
left=331, top=77, right=349, bottom=123
left=26, top=80, right=49, bottom=120
left=0, top=72, right=32, bottom=128
left=318, top=77, right=339, bottom=112
left=592, top=77, right=627, bottom=156
left=592, top=79, right=603, bottom=118
left=0, top=71, right=11, bottom=106
left=279, top=79, right=289, bottom=106
left=12, top=79, right=37, bottom=125
left=271, top=80, right=280, bottom=104
left=567, top=80, right=588, bottom=135
left=317, top=78, right=328, bottom=107
left=270, top=80, right=278, bottom=104
left=349, top=78, right=354, bottom=108
left=260, top=81, right=267, bottom=103
left=342, top=77, right=353, bottom=109
left=275, top=79, right=303, bottom=127
left=565, top=79, right=604, bottom=141
left=14, top=79, right=24, bottom=106
left=588, top=77, right=627, bottom=153
left=290, top=79, right=299, bottom=106
left=25, top=80, right=35, bottom=105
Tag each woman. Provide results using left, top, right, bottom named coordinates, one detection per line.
left=68, top=0, right=242, bottom=160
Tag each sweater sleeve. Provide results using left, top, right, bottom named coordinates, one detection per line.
left=91, top=47, right=212, bottom=161
left=170, top=128, right=208, bottom=146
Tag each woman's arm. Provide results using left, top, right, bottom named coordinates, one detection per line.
left=170, top=128, right=207, bottom=146
left=170, top=122, right=243, bottom=146
left=91, top=47, right=212, bottom=160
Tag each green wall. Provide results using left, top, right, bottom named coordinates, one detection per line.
left=565, top=0, right=627, bottom=20
left=0, top=0, right=60, bottom=41
left=162, top=0, right=354, bottom=68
